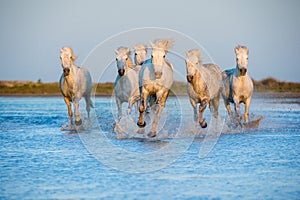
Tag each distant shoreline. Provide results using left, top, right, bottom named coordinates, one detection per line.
left=1, top=78, right=300, bottom=98
left=0, top=92, right=299, bottom=98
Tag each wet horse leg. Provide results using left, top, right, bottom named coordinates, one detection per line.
left=127, top=94, right=139, bottom=115
left=73, top=97, right=82, bottom=126
left=199, top=99, right=208, bottom=128
left=116, top=98, right=122, bottom=120
left=189, top=98, right=198, bottom=122
left=148, top=91, right=168, bottom=138
left=212, top=97, right=219, bottom=118
left=84, top=95, right=91, bottom=119
left=64, top=97, right=73, bottom=125
left=244, top=97, right=251, bottom=123
left=137, top=90, right=148, bottom=127
left=233, top=96, right=241, bottom=124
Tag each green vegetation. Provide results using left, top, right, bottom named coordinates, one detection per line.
left=252, top=77, right=300, bottom=93
left=0, top=81, right=60, bottom=95
left=0, top=77, right=299, bottom=96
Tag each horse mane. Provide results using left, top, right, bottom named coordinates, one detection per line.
left=186, top=49, right=202, bottom=66
left=133, top=44, right=147, bottom=52
left=61, top=47, right=77, bottom=62
left=116, top=46, right=131, bottom=56
left=235, top=45, right=249, bottom=55
left=150, top=39, right=174, bottom=53
left=165, top=60, right=174, bottom=71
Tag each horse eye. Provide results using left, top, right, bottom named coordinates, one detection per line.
left=151, top=55, right=153, bottom=58
left=163, top=55, right=166, bottom=58
left=116, top=58, right=118, bottom=61
left=126, top=57, right=128, bottom=60
left=135, top=53, right=137, bottom=56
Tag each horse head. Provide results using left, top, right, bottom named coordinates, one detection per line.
left=133, top=44, right=147, bottom=65
left=114, top=47, right=132, bottom=76
left=185, top=49, right=201, bottom=83
left=149, top=39, right=173, bottom=79
left=60, top=47, right=77, bottom=76
left=235, top=45, right=249, bottom=76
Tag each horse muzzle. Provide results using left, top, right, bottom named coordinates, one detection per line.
left=239, top=68, right=247, bottom=76
left=154, top=72, right=162, bottom=79
left=63, top=68, right=70, bottom=76
left=187, top=75, right=193, bottom=83
left=118, top=69, right=125, bottom=76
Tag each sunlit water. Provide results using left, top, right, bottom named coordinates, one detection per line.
left=0, top=96, right=299, bottom=199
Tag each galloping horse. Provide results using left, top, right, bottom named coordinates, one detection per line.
left=133, top=44, right=148, bottom=65
left=114, top=47, right=140, bottom=120
left=59, top=47, right=93, bottom=126
left=137, top=39, right=174, bottom=138
left=222, top=45, right=253, bottom=124
left=186, top=49, right=222, bottom=128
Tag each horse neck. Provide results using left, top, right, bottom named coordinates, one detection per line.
left=65, top=63, right=79, bottom=89
left=125, top=58, right=134, bottom=70
left=191, top=65, right=207, bottom=93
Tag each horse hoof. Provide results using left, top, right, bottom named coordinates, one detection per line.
left=75, top=119, right=82, bottom=126
left=200, top=121, right=207, bottom=128
left=147, top=132, right=156, bottom=138
left=137, top=121, right=146, bottom=128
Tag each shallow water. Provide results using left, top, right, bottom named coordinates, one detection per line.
left=0, top=96, right=299, bottom=199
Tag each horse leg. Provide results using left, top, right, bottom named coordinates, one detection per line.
left=224, top=98, right=232, bottom=116
left=85, top=95, right=91, bottom=119
left=189, top=98, right=198, bottom=122
left=244, top=97, right=251, bottom=123
left=127, top=95, right=139, bottom=115
left=116, top=98, right=122, bottom=120
left=74, top=98, right=82, bottom=126
left=212, top=97, right=219, bottom=119
left=64, top=97, right=73, bottom=125
left=199, top=99, right=208, bottom=128
left=148, top=91, right=168, bottom=138
left=137, top=90, right=148, bottom=127
left=233, top=96, right=241, bottom=124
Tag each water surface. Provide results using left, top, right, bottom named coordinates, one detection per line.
left=0, top=96, right=299, bottom=199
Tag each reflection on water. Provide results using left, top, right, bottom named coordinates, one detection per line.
left=0, top=96, right=299, bottom=199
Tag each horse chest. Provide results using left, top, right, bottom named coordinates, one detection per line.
left=61, top=79, right=76, bottom=100
left=232, top=76, right=252, bottom=101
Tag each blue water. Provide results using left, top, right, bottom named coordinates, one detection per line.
left=0, top=96, right=300, bottom=199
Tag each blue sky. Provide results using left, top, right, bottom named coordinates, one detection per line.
left=0, top=0, right=299, bottom=82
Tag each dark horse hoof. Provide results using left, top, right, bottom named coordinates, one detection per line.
left=200, top=121, right=207, bottom=128
left=147, top=132, right=156, bottom=138
left=75, top=119, right=82, bottom=126
left=137, top=121, right=146, bottom=128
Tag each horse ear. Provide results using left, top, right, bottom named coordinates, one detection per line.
left=149, top=40, right=155, bottom=48
left=71, top=55, right=78, bottom=60
left=60, top=48, right=64, bottom=53
left=234, top=46, right=239, bottom=54
left=126, top=48, right=130, bottom=55
left=186, top=50, right=190, bottom=57
left=114, top=49, right=119, bottom=55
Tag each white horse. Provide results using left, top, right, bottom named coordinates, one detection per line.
left=133, top=44, right=148, bottom=66
left=59, top=47, right=93, bottom=126
left=137, top=39, right=174, bottom=138
left=222, top=45, right=253, bottom=124
left=186, top=49, right=223, bottom=128
left=133, top=44, right=156, bottom=109
left=114, top=47, right=140, bottom=120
